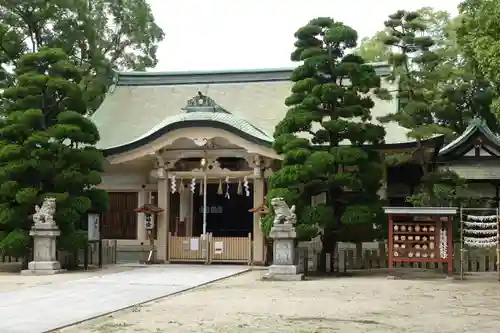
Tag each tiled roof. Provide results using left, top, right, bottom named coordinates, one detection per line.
left=439, top=118, right=500, bottom=155
left=134, top=93, right=273, bottom=145
left=92, top=64, right=407, bottom=152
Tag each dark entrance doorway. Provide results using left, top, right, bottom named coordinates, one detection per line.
left=192, top=182, right=253, bottom=237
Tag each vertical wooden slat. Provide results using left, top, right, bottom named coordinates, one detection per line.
left=488, top=251, right=496, bottom=271
left=363, top=250, right=370, bottom=269
left=378, top=242, right=387, bottom=268
left=346, top=250, right=354, bottom=269
left=102, top=192, right=138, bottom=239
left=355, top=243, right=363, bottom=269
left=479, top=252, right=487, bottom=272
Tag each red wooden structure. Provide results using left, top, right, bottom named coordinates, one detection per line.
left=383, top=207, right=458, bottom=277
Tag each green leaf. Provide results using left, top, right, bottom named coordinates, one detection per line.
left=270, top=17, right=388, bottom=246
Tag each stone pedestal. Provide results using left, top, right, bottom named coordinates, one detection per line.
left=263, top=224, right=304, bottom=281
left=21, top=223, right=65, bottom=275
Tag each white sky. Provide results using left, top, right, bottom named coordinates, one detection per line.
left=147, top=0, right=461, bottom=71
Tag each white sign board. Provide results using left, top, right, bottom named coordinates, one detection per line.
left=144, top=214, right=155, bottom=230
left=87, top=213, right=100, bottom=241
left=190, top=238, right=199, bottom=251
left=214, top=241, right=223, bottom=254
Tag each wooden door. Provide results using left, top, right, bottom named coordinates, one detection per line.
left=102, top=192, right=138, bottom=239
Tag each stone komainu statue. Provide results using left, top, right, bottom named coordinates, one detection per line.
left=33, top=197, right=56, bottom=224
left=271, top=197, right=297, bottom=225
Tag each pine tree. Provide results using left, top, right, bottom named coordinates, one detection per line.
left=0, top=48, right=108, bottom=260
left=0, top=0, right=165, bottom=113
left=267, top=17, right=390, bottom=271
left=379, top=10, right=468, bottom=206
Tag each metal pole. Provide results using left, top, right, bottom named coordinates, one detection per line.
left=460, top=207, right=464, bottom=280
left=497, top=207, right=500, bottom=282
left=203, top=171, right=207, bottom=236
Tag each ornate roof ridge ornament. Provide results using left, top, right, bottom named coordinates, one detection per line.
left=182, top=91, right=231, bottom=114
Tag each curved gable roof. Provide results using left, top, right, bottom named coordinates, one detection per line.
left=93, top=64, right=408, bottom=154
left=102, top=92, right=273, bottom=155
left=439, top=118, right=500, bottom=156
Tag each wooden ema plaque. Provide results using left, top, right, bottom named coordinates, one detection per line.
left=383, top=207, right=457, bottom=277
left=393, top=220, right=441, bottom=260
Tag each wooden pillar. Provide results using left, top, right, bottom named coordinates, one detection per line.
left=447, top=215, right=453, bottom=276
left=156, top=168, right=170, bottom=262
left=388, top=215, right=394, bottom=276
left=136, top=190, right=148, bottom=242
left=179, top=187, right=191, bottom=236
left=252, top=177, right=265, bottom=265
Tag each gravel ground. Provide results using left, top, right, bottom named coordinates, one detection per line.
left=56, top=270, right=500, bottom=333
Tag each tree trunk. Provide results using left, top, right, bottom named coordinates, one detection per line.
left=330, top=243, right=337, bottom=273
left=319, top=231, right=336, bottom=273
left=318, top=247, right=327, bottom=272
left=22, top=237, right=34, bottom=270
left=355, top=242, right=363, bottom=269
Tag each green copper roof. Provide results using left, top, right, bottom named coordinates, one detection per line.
left=92, top=64, right=408, bottom=153
left=112, top=62, right=391, bottom=87
left=439, top=118, right=500, bottom=155
left=131, top=92, right=273, bottom=145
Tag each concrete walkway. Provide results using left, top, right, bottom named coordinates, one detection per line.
left=0, top=265, right=249, bottom=333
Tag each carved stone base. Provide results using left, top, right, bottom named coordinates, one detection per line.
left=25, top=223, right=65, bottom=275
left=22, top=261, right=66, bottom=275
left=262, top=264, right=304, bottom=281
left=264, top=224, right=304, bottom=281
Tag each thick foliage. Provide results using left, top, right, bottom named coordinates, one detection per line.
left=267, top=17, right=390, bottom=246
left=378, top=10, right=472, bottom=206
left=0, top=48, right=108, bottom=257
left=0, top=0, right=164, bottom=112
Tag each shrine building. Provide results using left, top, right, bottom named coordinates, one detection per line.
left=92, top=63, right=475, bottom=264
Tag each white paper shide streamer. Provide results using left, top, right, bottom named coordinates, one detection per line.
left=224, top=176, right=230, bottom=199
left=190, top=178, right=196, bottom=194
left=466, top=215, right=497, bottom=222
left=170, top=175, right=176, bottom=194
left=439, top=228, right=448, bottom=259
left=463, top=214, right=498, bottom=248
left=243, top=176, right=250, bottom=197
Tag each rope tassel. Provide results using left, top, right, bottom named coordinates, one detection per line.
left=237, top=179, right=242, bottom=195
left=217, top=178, right=223, bottom=195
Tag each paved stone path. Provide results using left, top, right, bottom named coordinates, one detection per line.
left=0, top=265, right=249, bottom=333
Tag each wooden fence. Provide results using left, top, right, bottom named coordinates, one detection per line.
left=343, top=243, right=498, bottom=272
left=0, top=255, right=21, bottom=264
left=167, top=233, right=252, bottom=264
left=168, top=233, right=209, bottom=263
left=210, top=234, right=252, bottom=264
left=0, top=240, right=117, bottom=268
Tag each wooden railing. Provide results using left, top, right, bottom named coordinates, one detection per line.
left=168, top=234, right=209, bottom=263
left=209, top=233, right=252, bottom=264
left=0, top=255, right=21, bottom=264
left=167, top=233, right=252, bottom=264
left=342, top=243, right=499, bottom=272
left=1, top=240, right=117, bottom=269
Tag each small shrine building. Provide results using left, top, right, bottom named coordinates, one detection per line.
left=437, top=118, right=500, bottom=203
